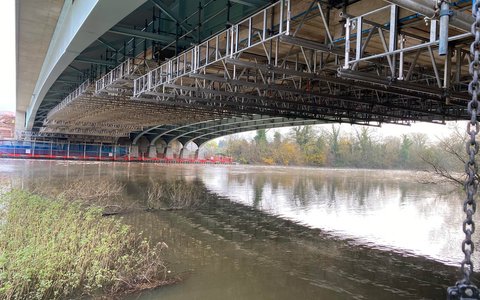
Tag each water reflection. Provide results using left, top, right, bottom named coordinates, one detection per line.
left=0, top=159, right=477, bottom=299
left=198, top=166, right=477, bottom=267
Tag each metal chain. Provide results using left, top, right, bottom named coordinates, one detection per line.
left=448, top=1, right=480, bottom=298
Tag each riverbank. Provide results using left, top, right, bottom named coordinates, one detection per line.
left=0, top=159, right=470, bottom=299
left=0, top=190, right=173, bottom=299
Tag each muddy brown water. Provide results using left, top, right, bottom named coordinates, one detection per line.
left=0, top=159, right=477, bottom=299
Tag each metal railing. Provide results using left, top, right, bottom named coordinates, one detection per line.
left=47, top=79, right=91, bottom=119
left=95, top=58, right=135, bottom=93
left=133, top=0, right=290, bottom=97
left=342, top=4, right=471, bottom=84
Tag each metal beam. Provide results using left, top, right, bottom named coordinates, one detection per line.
left=97, top=37, right=118, bottom=51
left=229, top=0, right=265, bottom=8
left=198, top=58, right=460, bottom=103
left=279, top=35, right=343, bottom=55
left=171, top=117, right=283, bottom=142
left=55, top=79, right=83, bottom=84
left=187, top=73, right=460, bottom=113
left=74, top=56, right=116, bottom=66
left=108, top=25, right=191, bottom=47
left=67, top=65, right=83, bottom=74
left=137, top=115, right=274, bottom=145
left=149, top=0, right=190, bottom=32
left=384, top=0, right=472, bottom=32
left=141, top=90, right=420, bottom=123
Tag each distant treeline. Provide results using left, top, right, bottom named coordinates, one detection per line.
left=203, top=125, right=465, bottom=171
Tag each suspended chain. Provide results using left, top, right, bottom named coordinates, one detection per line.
left=448, top=1, right=480, bottom=299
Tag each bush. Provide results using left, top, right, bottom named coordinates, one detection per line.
left=0, top=190, right=171, bottom=299
left=147, top=180, right=206, bottom=210
left=30, top=178, right=131, bottom=216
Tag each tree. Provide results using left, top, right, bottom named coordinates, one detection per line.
left=273, top=131, right=282, bottom=146
left=273, top=142, right=302, bottom=165
left=399, top=134, right=412, bottom=168
left=202, top=141, right=219, bottom=158
left=221, top=123, right=472, bottom=173
left=225, top=137, right=251, bottom=164
left=420, top=125, right=469, bottom=185
left=381, top=136, right=401, bottom=168
left=327, top=125, right=341, bottom=166
left=353, top=127, right=375, bottom=167
left=409, top=132, right=430, bottom=169
left=307, top=133, right=328, bottom=165
left=290, top=126, right=316, bottom=149
left=254, top=129, right=268, bottom=145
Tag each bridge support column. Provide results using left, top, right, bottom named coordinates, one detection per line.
left=164, top=146, right=174, bottom=159
left=179, top=148, right=185, bottom=159
left=194, top=149, right=199, bottom=159
left=14, top=111, right=26, bottom=138
left=148, top=145, right=157, bottom=158
left=130, top=144, right=139, bottom=158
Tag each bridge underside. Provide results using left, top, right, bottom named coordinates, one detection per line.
left=19, top=0, right=475, bottom=147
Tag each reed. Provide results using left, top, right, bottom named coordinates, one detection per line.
left=0, top=190, right=171, bottom=299
left=31, top=178, right=124, bottom=203
left=30, top=178, right=133, bottom=215
left=146, top=180, right=206, bottom=210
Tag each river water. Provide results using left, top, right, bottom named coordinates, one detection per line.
left=0, top=159, right=478, bottom=299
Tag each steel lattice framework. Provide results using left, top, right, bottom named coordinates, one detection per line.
left=33, top=0, right=474, bottom=145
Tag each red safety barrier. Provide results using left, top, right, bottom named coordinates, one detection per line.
left=0, top=152, right=234, bottom=164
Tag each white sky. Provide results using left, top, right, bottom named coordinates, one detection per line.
left=0, top=0, right=464, bottom=139
left=0, top=0, right=15, bottom=112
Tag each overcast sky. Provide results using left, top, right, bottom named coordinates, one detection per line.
left=0, top=0, right=463, bottom=139
left=229, top=121, right=462, bottom=144
left=0, top=0, right=15, bottom=112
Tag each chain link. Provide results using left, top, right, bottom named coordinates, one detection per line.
left=462, top=0, right=480, bottom=285
left=448, top=1, right=480, bottom=298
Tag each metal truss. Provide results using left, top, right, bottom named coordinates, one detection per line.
left=39, top=0, right=473, bottom=142
left=42, top=59, right=235, bottom=138
left=131, top=0, right=471, bottom=129
left=340, top=2, right=471, bottom=94
left=17, top=130, right=120, bottom=143
left=134, top=0, right=291, bottom=97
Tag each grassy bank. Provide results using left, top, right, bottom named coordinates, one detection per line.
left=0, top=190, right=171, bottom=299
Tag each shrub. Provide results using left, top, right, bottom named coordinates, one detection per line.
left=0, top=190, right=171, bottom=299
left=147, top=180, right=205, bottom=210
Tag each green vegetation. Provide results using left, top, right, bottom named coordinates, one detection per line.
left=31, top=177, right=129, bottom=216
left=216, top=125, right=465, bottom=171
left=147, top=180, right=206, bottom=210
left=0, top=190, right=171, bottom=300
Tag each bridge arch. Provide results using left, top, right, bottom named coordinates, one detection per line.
left=146, top=138, right=168, bottom=158
left=132, top=124, right=165, bottom=145
left=193, top=119, right=329, bottom=149
left=134, top=135, right=150, bottom=157
left=163, top=139, right=183, bottom=159
left=159, top=116, right=282, bottom=146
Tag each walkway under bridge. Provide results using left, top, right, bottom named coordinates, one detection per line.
left=16, top=0, right=477, bottom=154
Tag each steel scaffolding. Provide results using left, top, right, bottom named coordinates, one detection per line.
left=40, top=0, right=474, bottom=141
